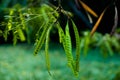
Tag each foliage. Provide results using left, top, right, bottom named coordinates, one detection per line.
left=1, top=2, right=81, bottom=76
left=80, top=31, right=120, bottom=57
left=0, top=0, right=119, bottom=77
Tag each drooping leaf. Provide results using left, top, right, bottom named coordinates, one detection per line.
left=64, top=21, right=78, bottom=76
left=33, top=4, right=58, bottom=55
left=35, top=22, right=46, bottom=41
left=41, top=6, right=49, bottom=21
left=13, top=30, right=18, bottom=46
left=56, top=22, right=65, bottom=44
left=71, top=19, right=80, bottom=74
left=34, top=22, right=49, bottom=55
left=34, top=19, right=55, bottom=56
left=17, top=27, right=26, bottom=41
left=65, top=21, right=74, bottom=67
left=7, top=9, right=14, bottom=30
left=78, top=0, right=98, bottom=18
left=4, top=9, right=14, bottom=41
left=45, top=26, right=52, bottom=76
left=19, top=9, right=27, bottom=29
left=90, top=7, right=107, bottom=36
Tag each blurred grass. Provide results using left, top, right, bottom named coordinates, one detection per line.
left=0, top=43, right=120, bottom=80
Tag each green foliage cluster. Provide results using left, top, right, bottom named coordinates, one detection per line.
left=0, top=0, right=120, bottom=77
left=57, top=20, right=80, bottom=76
left=31, top=4, right=81, bottom=76
left=80, top=31, right=120, bottom=57
left=1, top=2, right=81, bottom=76
left=2, top=5, right=28, bottom=45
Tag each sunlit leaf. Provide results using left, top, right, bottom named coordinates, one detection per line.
left=17, top=28, right=26, bottom=41
left=7, top=9, right=14, bottom=30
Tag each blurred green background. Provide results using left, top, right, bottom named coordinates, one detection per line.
left=0, top=43, right=120, bottom=80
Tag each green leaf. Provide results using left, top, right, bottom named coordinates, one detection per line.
left=34, top=20, right=55, bottom=55
left=71, top=19, right=80, bottom=74
left=17, top=27, right=26, bottom=41
left=64, top=21, right=78, bottom=76
left=19, top=9, right=26, bottom=29
left=56, top=22, right=65, bottom=44
left=84, top=36, right=90, bottom=56
left=7, top=9, right=14, bottom=31
left=65, top=21, right=73, bottom=67
left=41, top=5, right=49, bottom=21
left=45, top=26, right=52, bottom=76
left=34, top=22, right=49, bottom=55
left=13, top=30, right=18, bottom=46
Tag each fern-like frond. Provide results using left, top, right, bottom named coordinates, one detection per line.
left=57, top=20, right=79, bottom=76
left=35, top=22, right=46, bottom=41
left=34, top=18, right=56, bottom=55
left=34, top=22, right=49, bottom=55
left=65, top=21, right=74, bottom=67
left=56, top=22, right=65, bottom=44
left=33, top=4, right=59, bottom=55
left=71, top=19, right=80, bottom=74
left=45, top=25, right=52, bottom=76
left=57, top=21, right=74, bottom=67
